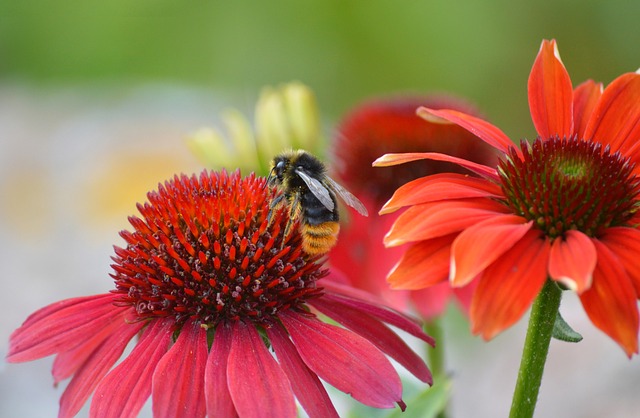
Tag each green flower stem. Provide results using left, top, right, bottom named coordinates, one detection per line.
left=424, top=319, right=448, bottom=418
left=509, top=279, right=562, bottom=418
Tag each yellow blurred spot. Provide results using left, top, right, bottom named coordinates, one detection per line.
left=81, top=151, right=195, bottom=231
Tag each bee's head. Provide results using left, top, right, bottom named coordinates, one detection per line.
left=267, top=157, right=289, bottom=187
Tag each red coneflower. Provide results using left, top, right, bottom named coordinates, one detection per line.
left=331, top=95, right=496, bottom=319
left=7, top=170, right=433, bottom=418
left=375, top=39, right=640, bottom=356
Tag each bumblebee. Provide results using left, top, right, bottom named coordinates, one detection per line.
left=267, top=150, right=368, bottom=255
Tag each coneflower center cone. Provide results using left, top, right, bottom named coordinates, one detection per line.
left=498, top=136, right=640, bottom=239
left=110, top=171, right=325, bottom=328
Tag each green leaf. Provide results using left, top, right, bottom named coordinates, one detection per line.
left=552, top=310, right=583, bottom=343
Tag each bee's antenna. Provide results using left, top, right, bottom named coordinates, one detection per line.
left=264, top=166, right=276, bottom=190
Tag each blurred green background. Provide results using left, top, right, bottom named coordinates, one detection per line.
left=2, top=1, right=640, bottom=417
left=2, top=0, right=639, bottom=134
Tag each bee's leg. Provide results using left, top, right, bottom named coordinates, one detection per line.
left=282, top=192, right=301, bottom=247
left=267, top=194, right=286, bottom=225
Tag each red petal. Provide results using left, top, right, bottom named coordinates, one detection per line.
left=58, top=319, right=144, bottom=418
left=528, top=39, right=574, bottom=139
left=311, top=297, right=432, bottom=383
left=280, top=311, right=403, bottom=410
left=548, top=230, right=596, bottom=293
left=373, top=152, right=499, bottom=181
left=267, top=324, right=340, bottom=418
left=579, top=240, right=639, bottom=356
left=600, top=227, right=640, bottom=296
left=470, top=229, right=550, bottom=340
left=409, top=283, right=453, bottom=321
left=384, top=198, right=509, bottom=247
left=417, top=107, right=515, bottom=155
left=386, top=235, right=453, bottom=289
left=152, top=320, right=208, bottom=418
left=204, top=324, right=237, bottom=418
left=381, top=173, right=503, bottom=214
left=450, top=215, right=533, bottom=286
left=227, top=321, right=296, bottom=418
left=90, top=319, right=173, bottom=418
left=452, top=279, right=478, bottom=317
left=584, top=72, right=640, bottom=156
left=328, top=206, right=410, bottom=311
left=7, top=294, right=122, bottom=363
left=573, top=80, right=603, bottom=138
left=319, top=285, right=435, bottom=345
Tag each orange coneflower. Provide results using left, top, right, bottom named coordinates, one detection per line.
left=375, top=39, right=640, bottom=356
left=7, top=170, right=433, bottom=418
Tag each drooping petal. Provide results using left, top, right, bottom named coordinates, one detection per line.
left=386, top=235, right=453, bottom=289
left=528, top=39, right=574, bottom=139
left=58, top=319, right=144, bottom=418
left=7, top=294, right=122, bottom=363
left=470, top=229, right=550, bottom=340
left=267, top=324, right=340, bottom=418
left=311, top=297, right=432, bottom=383
left=373, top=152, right=499, bottom=181
left=417, top=107, right=515, bottom=155
left=600, top=227, right=640, bottom=296
left=450, top=215, right=533, bottom=286
left=548, top=230, right=596, bottom=293
left=320, top=284, right=435, bottom=345
left=579, top=240, right=639, bottom=357
left=52, top=309, right=131, bottom=383
left=384, top=198, right=509, bottom=247
left=573, top=80, right=603, bottom=138
left=90, top=318, right=173, bottom=418
left=380, top=173, right=503, bottom=214
left=227, top=321, right=296, bottom=418
left=204, top=323, right=237, bottom=418
left=584, top=72, right=640, bottom=157
left=280, top=311, right=404, bottom=410
left=152, top=320, right=208, bottom=418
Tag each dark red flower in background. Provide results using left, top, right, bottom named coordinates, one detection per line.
left=7, top=170, right=433, bottom=418
left=330, top=95, right=496, bottom=319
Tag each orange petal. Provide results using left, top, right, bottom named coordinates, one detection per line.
left=380, top=173, right=503, bottom=214
left=528, top=39, right=574, bottom=139
left=417, top=107, right=515, bottom=155
left=384, top=199, right=509, bottom=247
left=387, top=235, right=454, bottom=290
left=470, top=229, right=550, bottom=340
left=372, top=152, right=499, bottom=181
left=579, top=240, right=639, bottom=357
left=583, top=72, right=640, bottom=156
left=600, top=227, right=640, bottom=297
left=548, top=230, right=596, bottom=293
left=572, top=80, right=603, bottom=138
left=450, top=215, right=532, bottom=286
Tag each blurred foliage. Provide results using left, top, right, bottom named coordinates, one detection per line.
left=1, top=0, right=640, bottom=136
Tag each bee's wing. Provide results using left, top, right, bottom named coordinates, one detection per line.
left=295, top=168, right=335, bottom=211
left=324, top=175, right=369, bottom=216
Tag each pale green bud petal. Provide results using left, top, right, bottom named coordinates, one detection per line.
left=256, top=86, right=291, bottom=160
left=283, top=81, right=320, bottom=151
left=186, top=127, right=233, bottom=168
